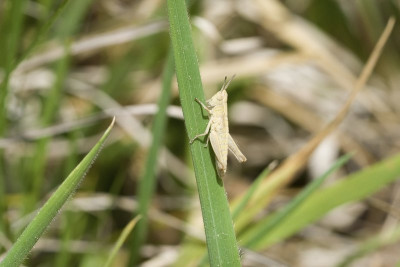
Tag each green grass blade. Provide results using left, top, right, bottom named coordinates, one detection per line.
left=0, top=0, right=72, bottom=135
left=28, top=48, right=71, bottom=212
left=17, top=0, right=72, bottom=66
left=240, top=153, right=400, bottom=249
left=167, top=0, right=241, bottom=266
left=337, top=224, right=400, bottom=267
left=129, top=48, right=174, bottom=264
left=104, top=216, right=141, bottom=267
left=0, top=0, right=25, bottom=72
left=232, top=163, right=276, bottom=220
left=0, top=0, right=26, bottom=135
left=0, top=119, right=115, bottom=267
left=196, top=164, right=275, bottom=266
left=243, top=154, right=352, bottom=249
left=0, top=0, right=27, bottom=236
left=27, top=0, right=92, bottom=213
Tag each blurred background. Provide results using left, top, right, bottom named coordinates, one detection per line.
left=1, top=0, right=400, bottom=266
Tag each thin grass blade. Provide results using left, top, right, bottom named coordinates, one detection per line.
left=243, top=153, right=352, bottom=249
left=105, top=216, right=141, bottom=267
left=233, top=17, right=395, bottom=233
left=240, top=152, right=400, bottom=249
left=0, top=119, right=115, bottom=267
left=167, top=0, right=241, bottom=265
left=129, top=48, right=174, bottom=264
left=232, top=162, right=276, bottom=220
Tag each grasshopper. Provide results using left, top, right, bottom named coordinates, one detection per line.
left=190, top=76, right=247, bottom=177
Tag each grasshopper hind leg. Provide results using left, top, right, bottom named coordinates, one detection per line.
left=228, top=134, right=247, bottom=162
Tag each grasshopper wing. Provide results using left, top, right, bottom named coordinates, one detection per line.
left=210, top=131, right=228, bottom=177
left=228, top=134, right=247, bottom=162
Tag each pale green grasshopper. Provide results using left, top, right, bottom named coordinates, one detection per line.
left=190, top=76, right=247, bottom=177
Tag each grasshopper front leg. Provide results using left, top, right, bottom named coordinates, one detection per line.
left=190, top=98, right=213, bottom=145
left=195, top=98, right=212, bottom=114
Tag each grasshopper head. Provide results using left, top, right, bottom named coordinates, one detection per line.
left=207, top=90, right=227, bottom=106
left=206, top=75, right=235, bottom=107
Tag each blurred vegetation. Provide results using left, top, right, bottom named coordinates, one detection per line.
left=1, top=0, right=400, bottom=266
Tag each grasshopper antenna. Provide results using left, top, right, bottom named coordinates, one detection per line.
left=220, top=74, right=236, bottom=91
